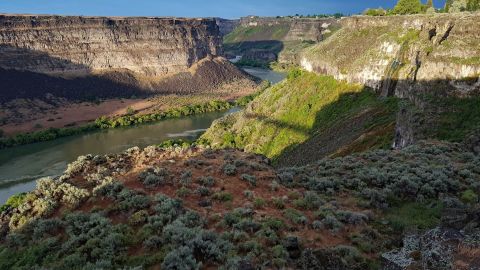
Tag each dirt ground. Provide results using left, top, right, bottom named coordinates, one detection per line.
left=0, top=79, right=258, bottom=136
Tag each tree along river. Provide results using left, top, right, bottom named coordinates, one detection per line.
left=0, top=68, right=285, bottom=203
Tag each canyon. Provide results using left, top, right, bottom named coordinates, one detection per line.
left=0, top=9, right=479, bottom=269
left=222, top=16, right=340, bottom=66
left=0, top=15, right=222, bottom=77
left=0, top=14, right=258, bottom=134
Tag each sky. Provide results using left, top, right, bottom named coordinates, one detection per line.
left=0, top=0, right=447, bottom=19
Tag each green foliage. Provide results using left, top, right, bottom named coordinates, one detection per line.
left=392, top=0, right=424, bottom=14
left=0, top=124, right=98, bottom=149
left=461, top=189, right=478, bottom=204
left=467, top=0, right=480, bottom=10
left=386, top=201, right=443, bottom=232
left=283, top=208, right=308, bottom=225
left=212, top=192, right=233, bottom=202
left=363, top=8, right=387, bottom=16
left=426, top=96, right=480, bottom=142
left=241, top=174, right=257, bottom=187
left=223, top=164, right=237, bottom=176
left=1, top=193, right=27, bottom=212
left=204, top=70, right=399, bottom=162
left=95, top=100, right=234, bottom=129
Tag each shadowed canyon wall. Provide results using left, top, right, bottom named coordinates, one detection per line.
left=0, top=15, right=222, bottom=77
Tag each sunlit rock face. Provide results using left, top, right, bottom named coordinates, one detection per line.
left=0, top=15, right=222, bottom=77
left=302, top=13, right=480, bottom=97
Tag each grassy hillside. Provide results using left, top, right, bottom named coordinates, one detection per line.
left=200, top=70, right=399, bottom=165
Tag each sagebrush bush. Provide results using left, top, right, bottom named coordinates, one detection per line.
left=241, top=174, right=257, bottom=187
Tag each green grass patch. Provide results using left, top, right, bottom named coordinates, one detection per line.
left=386, top=201, right=443, bottom=232
left=427, top=96, right=480, bottom=142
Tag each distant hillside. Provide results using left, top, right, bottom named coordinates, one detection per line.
left=223, top=17, right=340, bottom=68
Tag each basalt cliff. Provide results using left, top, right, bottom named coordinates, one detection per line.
left=300, top=13, right=480, bottom=98
left=0, top=15, right=221, bottom=77
left=300, top=13, right=480, bottom=149
left=0, top=14, right=256, bottom=102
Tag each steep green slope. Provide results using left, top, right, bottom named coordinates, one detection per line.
left=200, top=70, right=399, bottom=165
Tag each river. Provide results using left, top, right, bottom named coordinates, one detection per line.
left=0, top=68, right=285, bottom=203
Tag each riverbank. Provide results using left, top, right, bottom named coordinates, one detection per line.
left=0, top=67, right=283, bottom=149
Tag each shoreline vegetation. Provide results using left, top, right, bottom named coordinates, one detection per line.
left=0, top=82, right=270, bottom=150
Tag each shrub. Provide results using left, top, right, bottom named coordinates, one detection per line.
left=269, top=180, right=280, bottom=191
left=223, top=164, right=237, bottom=176
left=392, top=0, right=423, bottom=14
left=143, top=235, right=163, bottom=250
left=243, top=190, right=254, bottom=199
left=142, top=174, right=166, bottom=187
left=176, top=187, right=191, bottom=198
left=293, top=191, right=323, bottom=210
left=31, top=218, right=63, bottom=240
left=161, top=246, right=201, bottom=270
left=130, top=210, right=149, bottom=226
left=196, top=186, right=211, bottom=197
left=212, top=192, right=233, bottom=202
left=180, top=170, right=192, bottom=187
left=363, top=8, right=387, bottom=16
left=272, top=197, right=286, bottom=209
left=241, top=174, right=257, bottom=187
left=321, top=215, right=343, bottom=232
left=198, top=176, right=216, bottom=187
left=461, top=189, right=478, bottom=204
left=336, top=211, right=368, bottom=225
left=1, top=193, right=27, bottom=212
left=284, top=208, right=308, bottom=225
left=253, top=198, right=266, bottom=209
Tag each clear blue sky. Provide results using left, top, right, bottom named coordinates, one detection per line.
left=0, top=0, right=447, bottom=19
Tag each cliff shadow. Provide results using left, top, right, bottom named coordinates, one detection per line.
left=0, top=45, right=153, bottom=103
left=271, top=76, right=480, bottom=167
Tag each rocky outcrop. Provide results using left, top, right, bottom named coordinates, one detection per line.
left=383, top=203, right=480, bottom=270
left=215, top=18, right=239, bottom=36
left=301, top=13, right=480, bottom=97
left=0, top=14, right=222, bottom=77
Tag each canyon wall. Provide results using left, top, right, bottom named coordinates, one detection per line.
left=0, top=14, right=222, bottom=77
left=237, top=16, right=339, bottom=42
left=301, top=13, right=480, bottom=148
left=301, top=13, right=480, bottom=97
left=223, top=16, right=340, bottom=66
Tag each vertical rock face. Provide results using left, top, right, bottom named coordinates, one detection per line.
left=215, top=18, right=240, bottom=36
left=0, top=15, right=222, bottom=77
left=301, top=13, right=480, bottom=97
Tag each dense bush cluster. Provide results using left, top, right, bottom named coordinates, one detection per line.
left=95, top=100, right=234, bottom=129
left=278, top=141, right=480, bottom=209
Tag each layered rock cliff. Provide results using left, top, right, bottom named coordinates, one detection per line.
left=301, top=13, right=480, bottom=97
left=0, top=14, right=259, bottom=105
left=0, top=14, right=222, bottom=77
